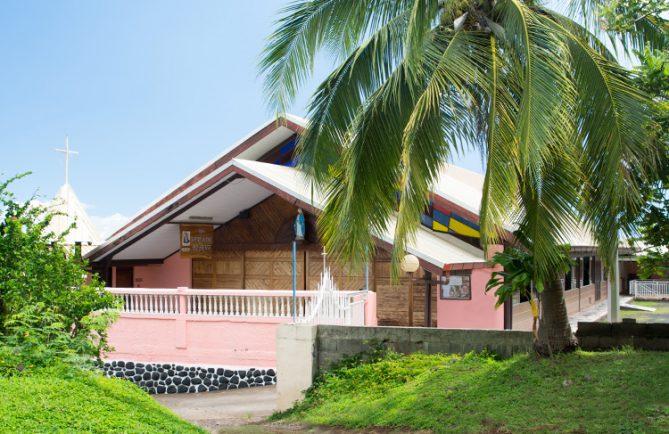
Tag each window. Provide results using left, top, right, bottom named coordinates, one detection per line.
left=440, top=271, right=472, bottom=300
left=583, top=257, right=591, bottom=286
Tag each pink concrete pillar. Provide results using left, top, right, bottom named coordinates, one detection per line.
left=175, top=287, right=188, bottom=349
left=364, top=291, right=378, bottom=326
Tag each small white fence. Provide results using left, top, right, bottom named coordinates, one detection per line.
left=108, top=287, right=367, bottom=326
left=631, top=280, right=669, bottom=300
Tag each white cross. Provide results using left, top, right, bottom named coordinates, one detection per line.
left=55, top=136, right=79, bottom=185
left=321, top=246, right=328, bottom=269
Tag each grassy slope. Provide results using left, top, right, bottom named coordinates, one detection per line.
left=280, top=351, right=669, bottom=433
left=0, top=369, right=205, bottom=434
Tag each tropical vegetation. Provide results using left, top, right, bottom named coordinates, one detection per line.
left=0, top=174, right=118, bottom=374
left=260, top=0, right=667, bottom=353
left=0, top=366, right=204, bottom=433
left=275, top=349, right=669, bottom=433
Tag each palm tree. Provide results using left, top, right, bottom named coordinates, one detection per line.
left=260, top=0, right=665, bottom=353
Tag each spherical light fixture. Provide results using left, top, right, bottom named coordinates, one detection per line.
left=400, top=254, right=420, bottom=274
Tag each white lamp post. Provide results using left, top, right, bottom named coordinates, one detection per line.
left=401, top=254, right=420, bottom=327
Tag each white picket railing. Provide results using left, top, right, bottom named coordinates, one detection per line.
left=631, top=280, right=669, bottom=300
left=113, top=289, right=180, bottom=314
left=107, top=287, right=367, bottom=324
left=297, top=269, right=366, bottom=326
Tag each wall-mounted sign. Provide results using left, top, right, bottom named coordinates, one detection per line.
left=440, top=272, right=472, bottom=300
left=179, top=224, right=213, bottom=259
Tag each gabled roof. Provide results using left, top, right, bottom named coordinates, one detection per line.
left=109, top=114, right=306, bottom=239
left=86, top=156, right=486, bottom=272
left=47, top=183, right=102, bottom=248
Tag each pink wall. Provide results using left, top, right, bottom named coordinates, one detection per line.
left=437, top=267, right=505, bottom=330
left=133, top=253, right=192, bottom=288
left=365, top=291, right=378, bottom=326
left=106, top=315, right=283, bottom=368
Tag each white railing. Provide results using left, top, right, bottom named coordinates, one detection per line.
left=112, top=289, right=180, bottom=314
left=631, top=280, right=669, bottom=300
left=107, top=287, right=367, bottom=323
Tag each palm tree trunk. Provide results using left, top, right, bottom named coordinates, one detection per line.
left=535, top=279, right=577, bottom=356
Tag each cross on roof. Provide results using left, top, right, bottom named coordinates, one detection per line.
left=54, top=136, right=79, bottom=185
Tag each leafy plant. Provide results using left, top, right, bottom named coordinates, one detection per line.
left=0, top=175, right=119, bottom=374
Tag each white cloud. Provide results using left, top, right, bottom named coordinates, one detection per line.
left=90, top=213, right=130, bottom=241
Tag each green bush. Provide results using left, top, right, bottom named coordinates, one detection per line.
left=0, top=175, right=119, bottom=375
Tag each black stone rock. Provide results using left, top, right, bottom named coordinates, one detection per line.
left=230, top=375, right=240, bottom=385
left=157, top=386, right=166, bottom=394
left=178, top=371, right=188, bottom=377
left=192, top=378, right=202, bottom=385
left=238, top=381, right=248, bottom=389
left=103, top=362, right=111, bottom=368
left=188, top=372, right=196, bottom=378
left=177, top=385, right=188, bottom=393
left=146, top=364, right=153, bottom=372
left=189, top=367, right=196, bottom=371
left=148, top=387, right=157, bottom=394
left=220, top=377, right=229, bottom=385
left=254, top=377, right=264, bottom=384
left=162, top=363, right=171, bottom=369
left=126, top=361, right=134, bottom=369
left=198, top=372, right=206, bottom=379
left=224, top=369, right=234, bottom=378
left=238, top=370, right=246, bottom=378
left=160, top=372, right=168, bottom=380
left=204, top=378, right=211, bottom=386
left=267, top=369, right=276, bottom=376
left=265, top=379, right=273, bottom=385
left=152, top=372, right=160, bottom=381
left=136, top=367, right=145, bottom=375
left=168, top=369, right=175, bottom=376
left=143, top=372, right=151, bottom=380
left=124, top=370, right=135, bottom=377
left=145, top=381, right=154, bottom=388
left=188, top=386, right=196, bottom=393
left=216, top=368, right=224, bottom=376
left=165, top=378, right=172, bottom=386
left=111, top=361, right=117, bottom=367
left=133, top=375, right=142, bottom=382
left=182, top=377, right=191, bottom=386
left=114, top=372, right=124, bottom=378
left=206, top=373, right=213, bottom=379
left=176, top=365, right=184, bottom=371
left=207, top=367, right=215, bottom=373
left=167, top=385, right=177, bottom=394
left=228, top=384, right=237, bottom=390
left=136, top=363, right=145, bottom=368
left=263, top=375, right=273, bottom=382
left=253, top=370, right=261, bottom=377
left=212, top=379, right=219, bottom=387
left=197, top=385, right=206, bottom=392
left=261, top=369, right=266, bottom=375
left=172, top=377, right=181, bottom=386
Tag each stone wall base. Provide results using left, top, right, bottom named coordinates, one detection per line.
left=102, top=361, right=276, bottom=394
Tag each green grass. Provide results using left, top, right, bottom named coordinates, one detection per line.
left=621, top=301, right=669, bottom=323
left=277, top=350, right=669, bottom=433
left=0, top=367, right=205, bottom=433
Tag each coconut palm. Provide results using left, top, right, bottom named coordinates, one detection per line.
left=260, top=0, right=665, bottom=353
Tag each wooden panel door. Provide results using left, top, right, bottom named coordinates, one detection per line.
left=192, top=251, right=243, bottom=289
left=244, top=250, right=304, bottom=290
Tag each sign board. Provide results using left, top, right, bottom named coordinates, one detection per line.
left=440, top=273, right=472, bottom=300
left=179, top=224, right=213, bottom=259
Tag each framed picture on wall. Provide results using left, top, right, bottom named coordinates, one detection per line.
left=440, top=272, right=472, bottom=300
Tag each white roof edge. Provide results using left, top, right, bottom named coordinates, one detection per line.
left=115, top=115, right=306, bottom=237
left=86, top=161, right=238, bottom=259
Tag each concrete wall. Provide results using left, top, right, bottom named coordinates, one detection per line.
left=276, top=324, right=532, bottom=410
left=576, top=320, right=669, bottom=351
left=106, top=315, right=282, bottom=368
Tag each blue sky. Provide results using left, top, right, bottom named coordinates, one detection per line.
left=0, top=1, right=545, bottom=237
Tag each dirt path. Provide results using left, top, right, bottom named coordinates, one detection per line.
left=154, top=386, right=424, bottom=433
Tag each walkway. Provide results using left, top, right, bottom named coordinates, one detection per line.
left=569, top=296, right=633, bottom=331
left=154, top=385, right=277, bottom=432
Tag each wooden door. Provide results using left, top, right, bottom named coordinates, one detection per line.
left=116, top=267, right=133, bottom=288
